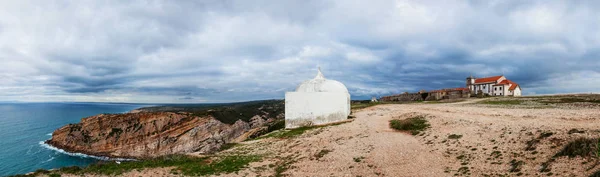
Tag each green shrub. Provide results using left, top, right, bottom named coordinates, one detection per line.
left=554, top=138, right=600, bottom=158
left=174, top=155, right=261, bottom=176
left=263, top=121, right=348, bottom=139
left=219, top=143, right=238, bottom=151
left=267, top=120, right=285, bottom=132
left=264, top=126, right=318, bottom=139
left=448, top=134, right=463, bottom=139
left=314, top=149, right=332, bottom=160
left=57, top=166, right=81, bottom=173
left=353, top=156, right=365, bottom=162
left=54, top=154, right=261, bottom=176
left=509, top=159, right=524, bottom=172
left=590, top=170, right=600, bottom=177
left=389, top=116, right=430, bottom=135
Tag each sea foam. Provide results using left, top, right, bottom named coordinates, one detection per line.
left=39, top=141, right=135, bottom=161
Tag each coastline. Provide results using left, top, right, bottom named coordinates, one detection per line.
left=40, top=105, right=153, bottom=161
left=0, top=102, right=149, bottom=177
left=40, top=140, right=136, bottom=162
left=40, top=104, right=147, bottom=162
left=13, top=100, right=285, bottom=176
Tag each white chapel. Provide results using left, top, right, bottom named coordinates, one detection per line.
left=284, top=68, right=351, bottom=129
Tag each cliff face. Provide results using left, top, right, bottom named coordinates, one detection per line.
left=46, top=100, right=284, bottom=158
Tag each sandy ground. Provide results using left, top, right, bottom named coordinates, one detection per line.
left=230, top=99, right=600, bottom=177
left=53, top=98, right=600, bottom=176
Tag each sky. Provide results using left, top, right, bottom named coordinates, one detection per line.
left=1, top=0, right=600, bottom=103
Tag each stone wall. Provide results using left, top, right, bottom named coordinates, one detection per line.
left=381, top=88, right=470, bottom=102
left=426, top=89, right=470, bottom=100
left=380, top=93, right=424, bottom=102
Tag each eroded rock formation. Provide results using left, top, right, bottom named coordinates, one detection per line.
left=46, top=100, right=284, bottom=159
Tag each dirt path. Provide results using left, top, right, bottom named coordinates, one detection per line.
left=276, top=106, right=450, bottom=177
left=77, top=101, right=600, bottom=177
left=232, top=102, right=600, bottom=177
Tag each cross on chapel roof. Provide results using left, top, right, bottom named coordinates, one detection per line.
left=315, top=67, right=325, bottom=80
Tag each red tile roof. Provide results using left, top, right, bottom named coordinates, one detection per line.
left=474, top=76, right=503, bottom=83
left=509, top=83, right=520, bottom=90
left=492, top=79, right=520, bottom=90
left=493, top=79, right=512, bottom=86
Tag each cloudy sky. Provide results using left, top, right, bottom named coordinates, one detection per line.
left=1, top=0, right=599, bottom=103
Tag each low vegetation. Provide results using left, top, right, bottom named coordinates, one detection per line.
left=314, top=149, right=332, bottom=160
left=266, top=120, right=286, bottom=132
left=448, top=134, right=463, bottom=139
left=476, top=95, right=600, bottom=109
left=540, top=98, right=600, bottom=104
left=273, top=158, right=296, bottom=177
left=351, top=102, right=381, bottom=110
left=10, top=155, right=262, bottom=177
left=553, top=138, right=600, bottom=158
left=218, top=143, right=239, bottom=151
left=353, top=156, right=365, bottom=162
left=539, top=138, right=600, bottom=176
left=137, top=100, right=284, bottom=124
left=262, top=126, right=320, bottom=139
left=479, top=100, right=522, bottom=105
left=262, top=121, right=349, bottom=139
left=389, top=115, right=430, bottom=135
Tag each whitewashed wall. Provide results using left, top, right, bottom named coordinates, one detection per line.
left=514, top=87, right=522, bottom=96
left=477, top=83, right=494, bottom=94
left=493, top=85, right=503, bottom=96
left=285, top=92, right=350, bottom=129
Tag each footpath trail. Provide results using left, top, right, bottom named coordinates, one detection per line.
left=277, top=105, right=450, bottom=177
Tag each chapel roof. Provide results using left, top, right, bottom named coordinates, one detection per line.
left=493, top=79, right=513, bottom=86
left=295, top=68, right=349, bottom=93
left=509, top=83, right=520, bottom=90
left=474, top=75, right=503, bottom=83
left=491, top=79, right=520, bottom=90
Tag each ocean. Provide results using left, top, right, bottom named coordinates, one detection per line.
left=0, top=102, right=146, bottom=176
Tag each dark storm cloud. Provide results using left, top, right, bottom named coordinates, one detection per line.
left=1, top=0, right=600, bottom=102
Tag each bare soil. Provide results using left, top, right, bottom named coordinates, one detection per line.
left=54, top=96, right=600, bottom=177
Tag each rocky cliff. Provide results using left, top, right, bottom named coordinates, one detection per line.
left=46, top=100, right=284, bottom=159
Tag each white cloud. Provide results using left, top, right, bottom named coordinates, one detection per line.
left=345, top=52, right=379, bottom=63
left=476, top=43, right=567, bottom=57
left=509, top=4, right=565, bottom=36
left=0, top=0, right=599, bottom=102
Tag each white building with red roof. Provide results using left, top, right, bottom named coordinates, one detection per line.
left=466, top=75, right=521, bottom=96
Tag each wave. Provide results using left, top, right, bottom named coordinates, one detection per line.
left=46, top=133, right=52, bottom=136
left=26, top=144, right=42, bottom=155
left=41, top=155, right=55, bottom=164
left=38, top=141, right=135, bottom=162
